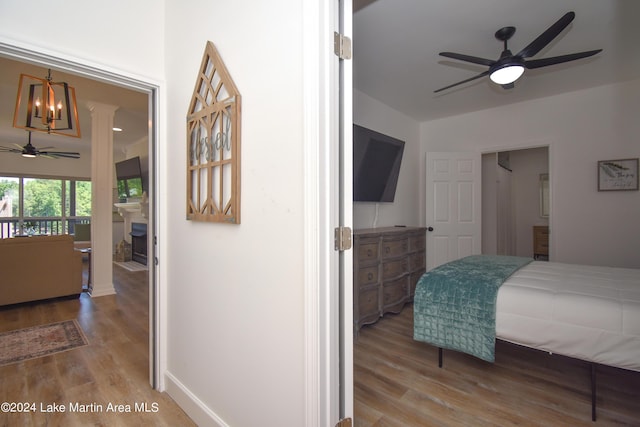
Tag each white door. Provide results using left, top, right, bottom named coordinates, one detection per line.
left=425, top=152, right=482, bottom=270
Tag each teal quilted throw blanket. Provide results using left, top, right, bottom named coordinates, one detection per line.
left=413, top=255, right=532, bottom=362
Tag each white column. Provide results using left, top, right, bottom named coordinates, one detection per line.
left=87, top=101, right=118, bottom=297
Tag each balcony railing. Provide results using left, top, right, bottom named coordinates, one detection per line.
left=0, top=217, right=90, bottom=239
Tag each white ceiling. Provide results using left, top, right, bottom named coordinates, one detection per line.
left=2, top=1, right=638, bottom=155
left=353, top=0, right=640, bottom=122
left=0, top=56, right=148, bottom=156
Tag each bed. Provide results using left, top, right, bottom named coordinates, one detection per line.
left=413, top=255, right=640, bottom=420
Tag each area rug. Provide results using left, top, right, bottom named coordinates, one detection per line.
left=0, top=320, right=88, bottom=366
left=114, top=260, right=148, bottom=272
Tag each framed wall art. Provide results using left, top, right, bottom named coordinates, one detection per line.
left=186, top=41, right=241, bottom=223
left=598, top=158, right=638, bottom=191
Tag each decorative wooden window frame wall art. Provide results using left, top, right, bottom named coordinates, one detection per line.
left=187, top=41, right=241, bottom=223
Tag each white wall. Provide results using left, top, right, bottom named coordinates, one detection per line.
left=0, top=1, right=164, bottom=81
left=421, top=79, right=640, bottom=268
left=163, top=2, right=306, bottom=426
left=353, top=90, right=421, bottom=229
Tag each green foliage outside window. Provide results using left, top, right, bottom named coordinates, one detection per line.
left=0, top=176, right=91, bottom=218
left=65, top=180, right=92, bottom=217
left=75, top=181, right=92, bottom=216
left=117, top=177, right=143, bottom=199
left=23, top=178, right=62, bottom=217
left=0, top=178, right=19, bottom=216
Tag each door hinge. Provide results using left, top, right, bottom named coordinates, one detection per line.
left=334, top=226, right=352, bottom=251
left=335, top=418, right=353, bottom=427
left=334, top=32, right=352, bottom=60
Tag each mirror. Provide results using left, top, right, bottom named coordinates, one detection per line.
left=540, top=173, right=549, bottom=218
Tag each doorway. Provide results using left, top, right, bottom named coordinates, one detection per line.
left=0, top=44, right=161, bottom=388
left=482, top=146, right=550, bottom=259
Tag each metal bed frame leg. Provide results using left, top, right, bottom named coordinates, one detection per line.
left=591, top=363, right=597, bottom=422
left=438, top=347, right=443, bottom=368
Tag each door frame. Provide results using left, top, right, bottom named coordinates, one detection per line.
left=0, top=40, right=163, bottom=389
left=302, top=0, right=353, bottom=425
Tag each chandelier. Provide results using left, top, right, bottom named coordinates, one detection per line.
left=13, top=69, right=81, bottom=138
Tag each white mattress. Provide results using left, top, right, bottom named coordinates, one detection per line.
left=496, top=261, right=640, bottom=372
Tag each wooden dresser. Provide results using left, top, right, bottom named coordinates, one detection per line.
left=533, top=225, right=549, bottom=260
left=353, top=226, right=427, bottom=334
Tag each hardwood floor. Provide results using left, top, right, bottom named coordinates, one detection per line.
left=0, top=263, right=195, bottom=426
left=354, top=305, right=640, bottom=427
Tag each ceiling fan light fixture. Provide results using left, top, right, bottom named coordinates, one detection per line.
left=490, top=64, right=525, bottom=85
left=21, top=139, right=37, bottom=158
left=434, top=12, right=602, bottom=93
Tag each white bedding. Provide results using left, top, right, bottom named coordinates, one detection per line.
left=496, top=261, right=640, bottom=372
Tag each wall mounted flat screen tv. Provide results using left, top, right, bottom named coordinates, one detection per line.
left=353, top=124, right=405, bottom=202
left=115, top=156, right=144, bottom=199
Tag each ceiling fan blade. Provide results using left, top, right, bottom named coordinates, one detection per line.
left=434, top=70, right=490, bottom=93
left=525, top=49, right=602, bottom=69
left=517, top=11, right=575, bottom=59
left=439, top=52, right=495, bottom=66
left=40, top=151, right=81, bottom=159
left=0, top=146, right=22, bottom=153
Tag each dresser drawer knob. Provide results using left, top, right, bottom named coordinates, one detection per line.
left=367, top=272, right=373, bottom=280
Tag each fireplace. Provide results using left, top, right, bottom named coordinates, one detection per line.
left=130, top=222, right=148, bottom=265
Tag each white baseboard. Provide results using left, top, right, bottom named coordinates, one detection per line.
left=88, top=283, right=116, bottom=297
left=164, top=371, right=230, bottom=427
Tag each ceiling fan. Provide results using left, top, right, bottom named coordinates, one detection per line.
left=434, top=11, right=602, bottom=93
left=0, top=132, right=80, bottom=159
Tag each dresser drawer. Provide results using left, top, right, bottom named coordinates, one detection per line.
left=381, top=238, right=408, bottom=259
left=409, top=251, right=425, bottom=271
left=357, top=241, right=379, bottom=262
left=535, top=240, right=549, bottom=252
left=357, top=266, right=378, bottom=287
left=382, top=258, right=408, bottom=280
left=357, top=286, right=380, bottom=324
left=382, top=276, right=409, bottom=311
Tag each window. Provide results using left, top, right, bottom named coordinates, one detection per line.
left=0, top=175, right=91, bottom=238
left=66, top=180, right=92, bottom=217
left=0, top=177, right=19, bottom=218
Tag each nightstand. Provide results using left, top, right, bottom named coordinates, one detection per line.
left=533, top=225, right=549, bottom=260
